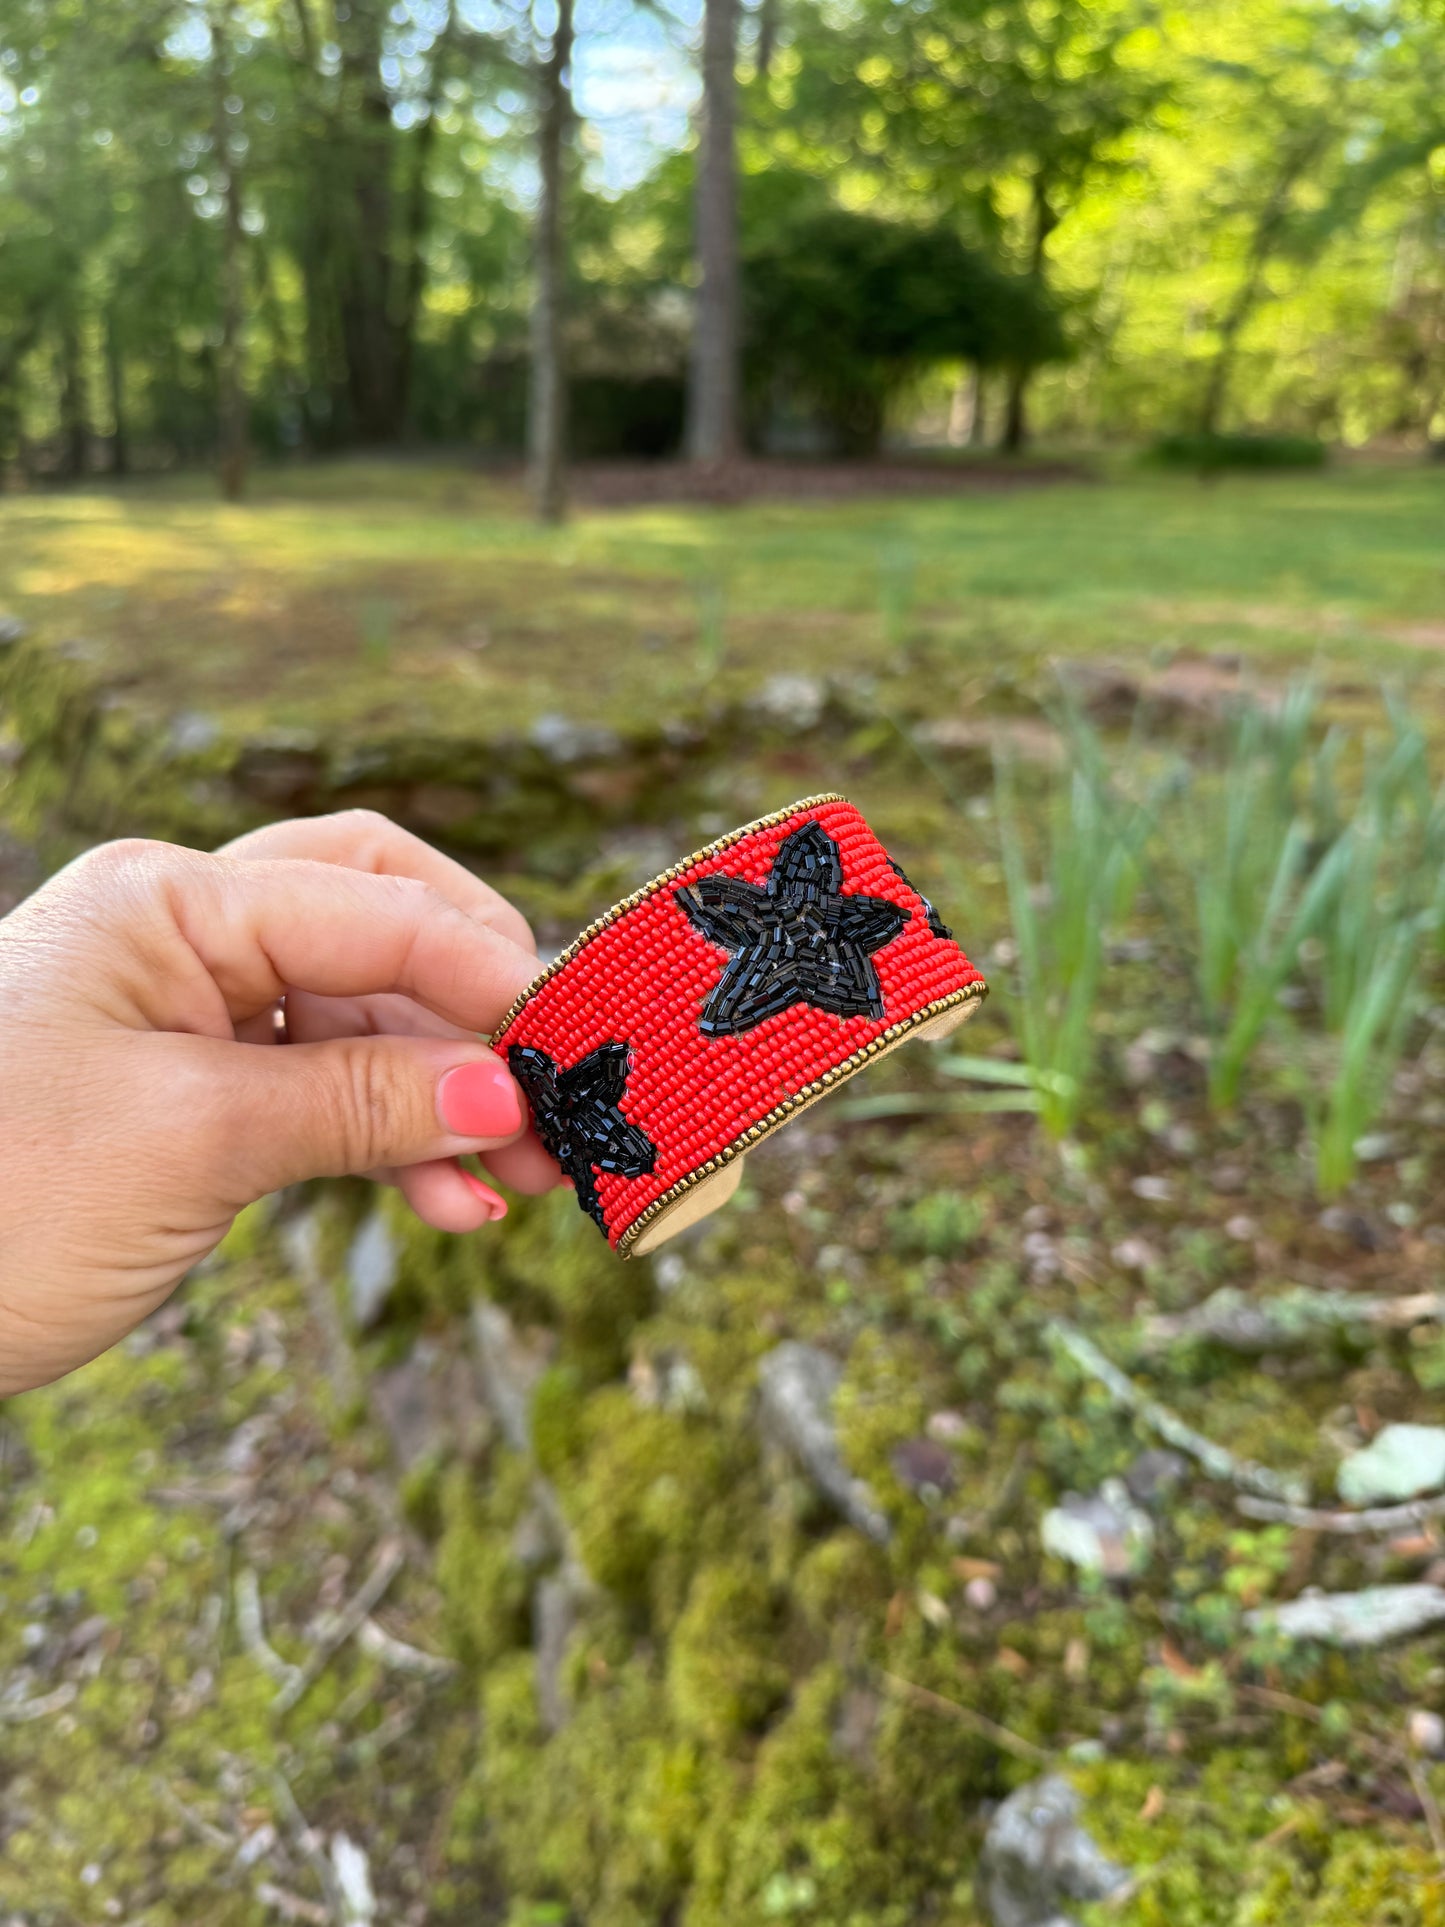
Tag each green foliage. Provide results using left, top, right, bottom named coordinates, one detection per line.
left=1150, top=433, right=1328, bottom=471
left=994, top=713, right=1144, bottom=1137
left=1184, top=688, right=1347, bottom=1108
left=743, top=203, right=1064, bottom=455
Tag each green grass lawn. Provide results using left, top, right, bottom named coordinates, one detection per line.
left=1, top=460, right=1442, bottom=743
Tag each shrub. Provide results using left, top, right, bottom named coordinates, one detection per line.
left=1149, top=432, right=1327, bottom=472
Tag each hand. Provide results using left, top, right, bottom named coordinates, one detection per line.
left=0, top=810, right=556, bottom=1396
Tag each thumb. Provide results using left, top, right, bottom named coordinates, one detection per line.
left=212, top=1034, right=529, bottom=1201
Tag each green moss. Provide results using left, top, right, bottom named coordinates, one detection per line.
left=668, top=1562, right=791, bottom=1748
left=475, top=1649, right=727, bottom=1927
left=557, top=1387, right=731, bottom=1621
left=1076, top=1754, right=1445, bottom=1927
left=435, top=1453, right=535, bottom=1668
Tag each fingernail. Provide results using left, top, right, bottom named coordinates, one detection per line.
left=460, top=1169, right=509, bottom=1221
left=438, top=1060, right=524, bottom=1139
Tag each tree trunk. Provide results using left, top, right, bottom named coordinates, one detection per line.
left=1001, top=367, right=1027, bottom=453
left=967, top=367, right=987, bottom=448
left=212, top=2, right=249, bottom=501
left=1000, top=173, right=1057, bottom=455
left=393, top=2, right=456, bottom=419
left=337, top=0, right=405, bottom=442
left=528, top=0, right=574, bottom=524
left=687, top=0, right=741, bottom=466
left=756, top=0, right=777, bottom=80
left=105, top=308, right=129, bottom=478
left=58, top=309, right=87, bottom=481
left=1198, top=131, right=1325, bottom=437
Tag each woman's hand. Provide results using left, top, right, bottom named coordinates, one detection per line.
left=0, top=810, right=556, bottom=1396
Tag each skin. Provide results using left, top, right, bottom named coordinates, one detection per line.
left=0, top=810, right=562, bottom=1397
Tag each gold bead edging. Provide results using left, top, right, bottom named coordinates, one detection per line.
left=614, top=978, right=989, bottom=1259
left=492, top=793, right=847, bottom=1041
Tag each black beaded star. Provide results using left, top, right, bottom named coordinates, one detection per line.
left=888, top=858, right=954, bottom=942
left=509, top=1042, right=657, bottom=1231
left=676, top=819, right=907, bottom=1037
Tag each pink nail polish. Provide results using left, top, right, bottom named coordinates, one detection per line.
left=460, top=1170, right=508, bottom=1221
left=438, top=1060, right=524, bottom=1140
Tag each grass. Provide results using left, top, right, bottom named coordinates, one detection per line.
left=1, top=459, right=1444, bottom=746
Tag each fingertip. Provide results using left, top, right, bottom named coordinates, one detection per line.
left=396, top=1158, right=508, bottom=1232
left=437, top=1057, right=527, bottom=1144
left=459, top=1168, right=508, bottom=1221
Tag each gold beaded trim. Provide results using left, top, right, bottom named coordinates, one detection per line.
left=492, top=793, right=847, bottom=1041
left=615, top=978, right=989, bottom=1259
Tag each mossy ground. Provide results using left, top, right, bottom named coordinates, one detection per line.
left=6, top=461, right=1445, bottom=1923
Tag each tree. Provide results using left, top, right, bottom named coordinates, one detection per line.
left=751, top=0, right=1160, bottom=447
left=687, top=0, right=742, bottom=464
left=743, top=200, right=1063, bottom=454
left=528, top=0, right=576, bottom=522
left=210, top=0, right=249, bottom=501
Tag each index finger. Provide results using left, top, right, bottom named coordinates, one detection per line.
left=218, top=809, right=538, bottom=956
left=163, top=853, right=542, bottom=1034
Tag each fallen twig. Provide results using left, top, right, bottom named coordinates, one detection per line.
left=356, top=1616, right=457, bottom=1682
left=880, top=1670, right=1053, bottom=1765
left=255, top=1884, right=330, bottom=1926
left=0, top=1681, right=77, bottom=1723
left=236, top=1568, right=304, bottom=1697
left=1047, top=1319, right=1308, bottom=1506
left=154, top=1777, right=235, bottom=1852
left=1236, top=1491, right=1445, bottom=1535
left=270, top=1767, right=344, bottom=1925
left=1408, top=1754, right=1445, bottom=1871
left=1148, top=1286, right=1445, bottom=1354
left=274, top=1540, right=405, bottom=1714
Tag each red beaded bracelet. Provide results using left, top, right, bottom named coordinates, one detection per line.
left=492, top=794, right=987, bottom=1256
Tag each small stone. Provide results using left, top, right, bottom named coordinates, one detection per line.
left=1355, top=1132, right=1399, bottom=1164
left=472, top=1300, right=556, bottom=1454
left=1408, top=1709, right=1445, bottom=1756
left=234, top=736, right=322, bottom=805
left=652, top=1251, right=687, bottom=1292
left=1318, top=1205, right=1382, bottom=1251
left=891, top=1437, right=955, bottom=1498
left=752, top=673, right=826, bottom=730
left=977, top=1774, right=1130, bottom=1927
left=1224, top=1214, right=1257, bottom=1241
left=1124, top=1449, right=1188, bottom=1507
left=534, top=1567, right=586, bottom=1734
left=166, top=711, right=222, bottom=757
left=926, top=1409, right=970, bottom=1444
left=345, top=1208, right=399, bottom=1332
left=1131, top=1175, right=1173, bottom=1203
left=1111, top=1237, right=1157, bottom=1272
left=757, top=1342, right=890, bottom=1544
left=1042, top=1479, right=1154, bottom=1578
left=528, top=712, right=622, bottom=764
left=1337, top=1424, right=1445, bottom=1506
left=1248, top=1585, right=1445, bottom=1647
left=0, top=614, right=28, bottom=648
left=1023, top=1229, right=1060, bottom=1278
left=1122, top=1028, right=1205, bottom=1094
left=329, top=1835, right=376, bottom=1924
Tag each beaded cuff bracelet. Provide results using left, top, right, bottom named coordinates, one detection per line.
left=492, top=794, right=987, bottom=1257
